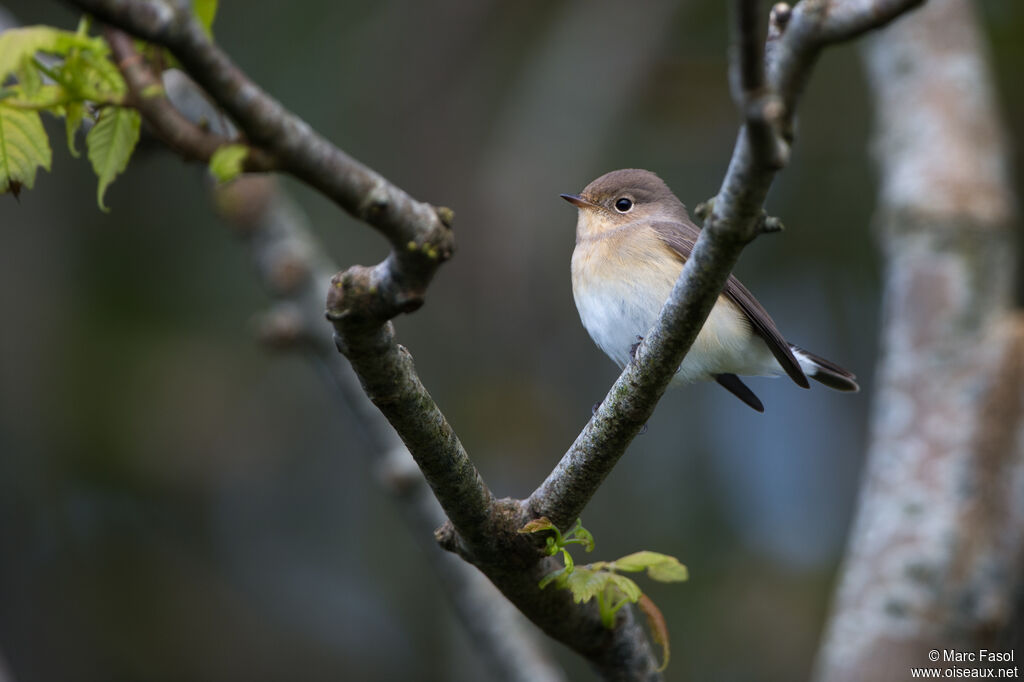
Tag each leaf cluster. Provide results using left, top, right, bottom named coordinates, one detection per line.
left=0, top=2, right=232, bottom=210
left=519, top=517, right=688, bottom=671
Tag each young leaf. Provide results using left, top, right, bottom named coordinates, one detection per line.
left=16, top=56, right=43, bottom=97
left=209, top=143, right=248, bottom=183
left=0, top=105, right=52, bottom=194
left=538, top=566, right=567, bottom=591
left=0, top=26, right=104, bottom=83
left=564, top=567, right=611, bottom=604
left=193, top=0, right=219, bottom=37
left=86, top=106, right=140, bottom=211
left=75, top=16, right=92, bottom=38
left=519, top=517, right=556, bottom=535
left=565, top=519, right=595, bottom=551
left=65, top=100, right=84, bottom=157
left=605, top=573, right=642, bottom=603
left=612, top=551, right=689, bottom=582
left=637, top=594, right=671, bottom=672
left=560, top=546, right=575, bottom=572
left=73, top=49, right=126, bottom=98
left=2, top=84, right=63, bottom=109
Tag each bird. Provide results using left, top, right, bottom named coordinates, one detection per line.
left=563, top=168, right=858, bottom=412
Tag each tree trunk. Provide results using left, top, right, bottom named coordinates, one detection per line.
left=814, top=1, right=1024, bottom=680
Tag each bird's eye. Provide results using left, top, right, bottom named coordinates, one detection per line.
left=614, top=197, right=633, bottom=212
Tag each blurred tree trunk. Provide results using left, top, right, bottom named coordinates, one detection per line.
left=815, top=1, right=1024, bottom=680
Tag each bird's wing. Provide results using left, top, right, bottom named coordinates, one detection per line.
left=649, top=220, right=809, bottom=388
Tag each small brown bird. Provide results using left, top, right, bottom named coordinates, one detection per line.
left=563, top=168, right=858, bottom=412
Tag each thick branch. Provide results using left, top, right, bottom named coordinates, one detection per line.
left=326, top=281, right=663, bottom=678
left=527, top=0, right=925, bottom=530
left=327, top=310, right=495, bottom=547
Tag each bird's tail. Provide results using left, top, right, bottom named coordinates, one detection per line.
left=790, top=345, right=859, bottom=392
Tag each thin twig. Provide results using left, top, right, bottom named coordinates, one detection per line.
left=104, top=28, right=275, bottom=170
left=817, top=0, right=928, bottom=42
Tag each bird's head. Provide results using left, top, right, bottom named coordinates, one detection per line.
left=561, top=168, right=689, bottom=239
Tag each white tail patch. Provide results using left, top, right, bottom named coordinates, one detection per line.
left=792, top=348, right=821, bottom=377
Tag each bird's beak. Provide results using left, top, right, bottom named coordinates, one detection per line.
left=560, top=193, right=596, bottom=209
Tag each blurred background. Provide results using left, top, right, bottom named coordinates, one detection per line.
left=0, top=1, right=1021, bottom=680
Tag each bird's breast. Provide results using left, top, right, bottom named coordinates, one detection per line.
left=571, top=229, right=678, bottom=368
left=570, top=228, right=771, bottom=382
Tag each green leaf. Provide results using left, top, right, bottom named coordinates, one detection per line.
left=538, top=566, right=567, bottom=591
left=86, top=106, right=140, bottom=211
left=194, top=0, right=219, bottom=37
left=209, top=143, right=247, bottom=182
left=637, top=594, right=671, bottom=672
left=0, top=105, right=52, bottom=194
left=75, top=16, right=92, bottom=39
left=0, top=26, right=105, bottom=84
left=605, top=573, right=642, bottom=603
left=570, top=524, right=595, bottom=552
left=72, top=49, right=125, bottom=97
left=1, top=83, right=63, bottom=109
left=612, top=551, right=689, bottom=582
left=16, top=56, right=43, bottom=97
left=65, top=100, right=84, bottom=157
left=564, top=568, right=611, bottom=604
left=560, top=547, right=574, bottom=573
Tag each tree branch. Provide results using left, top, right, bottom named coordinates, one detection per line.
left=64, top=2, right=655, bottom=676
left=212, top=176, right=566, bottom=682
left=69, top=0, right=492, bottom=584
left=328, top=312, right=496, bottom=545
left=98, top=29, right=565, bottom=680
left=817, top=0, right=930, bottom=42
left=66, top=0, right=454, bottom=325
left=57, top=0, right=927, bottom=677
left=732, top=0, right=787, bottom=168
left=104, top=28, right=275, bottom=170
left=526, top=0, right=925, bottom=531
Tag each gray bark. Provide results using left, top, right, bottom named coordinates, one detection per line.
left=814, top=1, right=1024, bottom=679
